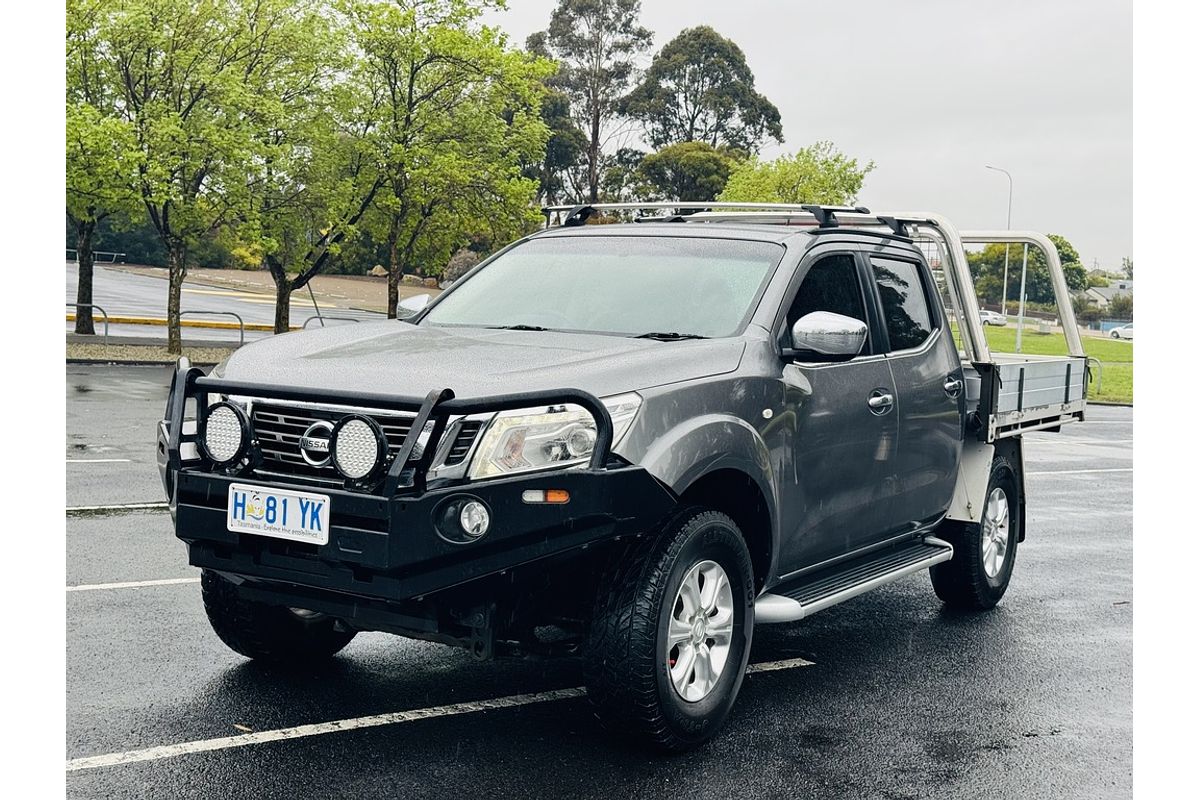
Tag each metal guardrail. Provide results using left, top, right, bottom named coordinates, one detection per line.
left=67, top=250, right=126, bottom=263
left=302, top=315, right=362, bottom=329
left=181, top=310, right=245, bottom=346
left=1087, top=357, right=1103, bottom=395
left=66, top=303, right=110, bottom=344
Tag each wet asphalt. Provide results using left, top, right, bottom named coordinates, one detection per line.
left=65, top=365, right=1132, bottom=799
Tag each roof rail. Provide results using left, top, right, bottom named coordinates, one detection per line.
left=540, top=202, right=872, bottom=229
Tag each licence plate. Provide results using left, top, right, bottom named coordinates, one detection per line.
left=227, top=483, right=330, bottom=546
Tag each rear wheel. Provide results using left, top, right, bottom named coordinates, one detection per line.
left=930, top=456, right=1020, bottom=610
left=583, top=509, right=755, bottom=751
left=201, top=570, right=356, bottom=663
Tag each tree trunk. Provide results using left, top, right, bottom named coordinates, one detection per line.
left=588, top=108, right=601, bottom=202
left=166, top=245, right=186, bottom=355
left=273, top=275, right=292, bottom=334
left=73, top=217, right=96, bottom=335
left=386, top=219, right=401, bottom=319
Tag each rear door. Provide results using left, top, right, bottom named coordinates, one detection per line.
left=868, top=253, right=964, bottom=532
left=775, top=247, right=900, bottom=574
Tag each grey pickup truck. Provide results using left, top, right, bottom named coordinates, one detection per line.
left=158, top=203, right=1089, bottom=751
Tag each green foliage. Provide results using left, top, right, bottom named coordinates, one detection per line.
left=718, top=142, right=873, bottom=204
left=1121, top=256, right=1133, bottom=280
left=524, top=87, right=588, bottom=204
left=74, top=0, right=338, bottom=351
left=622, top=26, right=781, bottom=153
left=635, top=141, right=742, bottom=201
left=599, top=147, right=647, bottom=203
left=528, top=0, right=652, bottom=201
left=1108, top=293, right=1133, bottom=320
left=1088, top=273, right=1110, bottom=288
left=967, top=234, right=1088, bottom=306
left=348, top=0, right=553, bottom=315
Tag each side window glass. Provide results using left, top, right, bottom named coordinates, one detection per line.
left=788, top=254, right=868, bottom=328
left=871, top=257, right=934, bottom=351
left=786, top=253, right=870, bottom=360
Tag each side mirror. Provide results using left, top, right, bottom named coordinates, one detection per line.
left=396, top=293, right=432, bottom=319
left=790, top=311, right=868, bottom=357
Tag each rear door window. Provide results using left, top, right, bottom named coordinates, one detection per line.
left=870, top=257, right=935, bottom=351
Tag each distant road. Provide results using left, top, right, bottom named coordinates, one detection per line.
left=65, top=262, right=387, bottom=342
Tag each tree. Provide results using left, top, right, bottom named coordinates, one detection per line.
left=66, top=1, right=140, bottom=335
left=87, top=0, right=328, bottom=353
left=222, top=8, right=386, bottom=334
left=718, top=141, right=874, bottom=204
left=1121, top=256, right=1133, bottom=280
left=350, top=0, right=552, bottom=317
left=599, top=147, right=646, bottom=203
left=622, top=26, right=782, bottom=153
left=528, top=0, right=652, bottom=202
left=635, top=141, right=742, bottom=201
left=966, top=233, right=1088, bottom=305
left=1108, top=294, right=1133, bottom=320
left=523, top=87, right=587, bottom=205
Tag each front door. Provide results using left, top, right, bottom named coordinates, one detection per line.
left=775, top=249, right=900, bottom=574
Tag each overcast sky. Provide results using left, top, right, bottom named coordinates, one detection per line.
left=482, top=0, right=1132, bottom=269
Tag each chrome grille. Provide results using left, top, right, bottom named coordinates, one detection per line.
left=250, top=404, right=415, bottom=486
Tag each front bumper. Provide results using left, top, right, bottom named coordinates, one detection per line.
left=158, top=364, right=676, bottom=605
left=171, top=465, right=675, bottom=602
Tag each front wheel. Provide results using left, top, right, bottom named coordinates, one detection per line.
left=930, top=456, right=1020, bottom=610
left=1111, top=330, right=1120, bottom=338
left=583, top=509, right=755, bottom=751
left=201, top=570, right=356, bottom=663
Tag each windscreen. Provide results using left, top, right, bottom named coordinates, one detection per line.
left=421, top=235, right=785, bottom=338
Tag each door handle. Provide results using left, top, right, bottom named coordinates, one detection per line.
left=943, top=376, right=964, bottom=398
left=868, top=390, right=894, bottom=414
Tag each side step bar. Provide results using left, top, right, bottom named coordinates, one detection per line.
left=755, top=536, right=954, bottom=624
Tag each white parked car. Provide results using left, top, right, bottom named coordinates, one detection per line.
left=979, top=309, right=1008, bottom=326
left=1110, top=323, right=1133, bottom=340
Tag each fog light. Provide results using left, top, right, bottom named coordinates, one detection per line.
left=330, top=415, right=388, bottom=481
left=459, top=500, right=490, bottom=538
left=201, top=401, right=249, bottom=466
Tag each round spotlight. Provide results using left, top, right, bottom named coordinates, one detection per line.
left=330, top=415, right=388, bottom=481
left=201, top=401, right=249, bottom=466
left=459, top=500, right=490, bottom=538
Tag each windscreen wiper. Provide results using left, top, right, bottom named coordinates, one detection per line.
left=487, top=324, right=550, bottom=331
left=632, top=331, right=709, bottom=341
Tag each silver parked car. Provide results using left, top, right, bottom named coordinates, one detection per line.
left=1110, top=323, right=1133, bottom=340
left=979, top=309, right=1007, bottom=326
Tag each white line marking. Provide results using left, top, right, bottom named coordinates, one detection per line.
left=67, top=502, right=169, bottom=514
left=67, top=577, right=199, bottom=592
left=1026, top=467, right=1133, bottom=476
left=65, top=656, right=814, bottom=772
left=66, top=458, right=133, bottom=463
left=1026, top=439, right=1134, bottom=446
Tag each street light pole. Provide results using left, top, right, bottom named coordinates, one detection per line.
left=985, top=165, right=1013, bottom=316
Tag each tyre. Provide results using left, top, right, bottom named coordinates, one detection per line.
left=201, top=570, right=356, bottom=663
left=583, top=509, right=755, bottom=752
left=929, top=455, right=1020, bottom=610
left=1111, top=329, right=1120, bottom=339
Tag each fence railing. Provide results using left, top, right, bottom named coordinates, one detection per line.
left=66, top=303, right=110, bottom=344
left=67, top=250, right=126, bottom=264
left=181, top=310, right=245, bottom=346
left=302, top=315, right=362, bottom=329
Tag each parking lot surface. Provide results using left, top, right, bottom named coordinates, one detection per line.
left=65, top=364, right=1132, bottom=799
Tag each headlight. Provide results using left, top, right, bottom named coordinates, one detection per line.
left=467, top=392, right=641, bottom=480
